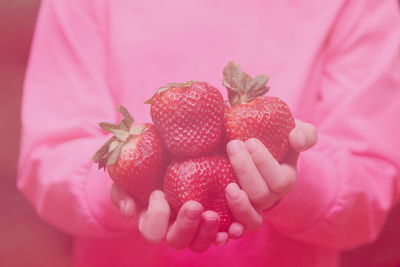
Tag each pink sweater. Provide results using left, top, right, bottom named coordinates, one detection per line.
left=18, top=0, right=400, bottom=266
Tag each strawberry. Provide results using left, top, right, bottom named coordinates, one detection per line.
left=222, top=62, right=295, bottom=162
left=93, top=106, right=167, bottom=206
left=147, top=81, right=225, bottom=158
left=163, top=155, right=237, bottom=231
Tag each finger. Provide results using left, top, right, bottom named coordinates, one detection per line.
left=138, top=190, right=170, bottom=243
left=228, top=222, right=245, bottom=239
left=227, top=140, right=270, bottom=207
left=290, top=119, right=318, bottom=152
left=282, top=148, right=300, bottom=168
left=166, top=201, right=203, bottom=250
left=245, top=139, right=296, bottom=196
left=280, top=155, right=298, bottom=192
left=110, top=183, right=136, bottom=219
left=226, top=183, right=264, bottom=228
left=280, top=148, right=299, bottom=190
left=214, top=232, right=229, bottom=246
left=189, top=211, right=220, bottom=253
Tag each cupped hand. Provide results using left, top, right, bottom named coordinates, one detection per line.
left=225, top=119, right=318, bottom=230
left=109, top=184, right=244, bottom=252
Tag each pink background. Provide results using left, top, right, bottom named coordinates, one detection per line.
left=0, top=1, right=398, bottom=266
left=0, top=1, right=71, bottom=266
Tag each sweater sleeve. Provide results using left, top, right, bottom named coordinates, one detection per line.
left=264, top=0, right=400, bottom=250
left=17, top=0, right=133, bottom=237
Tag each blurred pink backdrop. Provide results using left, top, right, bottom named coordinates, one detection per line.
left=0, top=1, right=71, bottom=266
left=0, top=1, right=398, bottom=266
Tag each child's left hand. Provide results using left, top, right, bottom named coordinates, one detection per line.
left=110, top=183, right=246, bottom=252
left=225, top=119, right=318, bottom=230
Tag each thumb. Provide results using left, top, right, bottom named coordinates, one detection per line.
left=110, top=183, right=136, bottom=219
left=289, top=120, right=318, bottom=152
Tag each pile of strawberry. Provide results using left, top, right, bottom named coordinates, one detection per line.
left=93, top=62, right=295, bottom=231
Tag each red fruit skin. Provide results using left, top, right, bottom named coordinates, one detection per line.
left=225, top=96, right=295, bottom=161
left=164, top=156, right=236, bottom=231
left=150, top=81, right=225, bottom=158
left=219, top=102, right=231, bottom=155
left=107, top=124, right=166, bottom=206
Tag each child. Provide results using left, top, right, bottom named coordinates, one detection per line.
left=18, top=0, right=400, bottom=266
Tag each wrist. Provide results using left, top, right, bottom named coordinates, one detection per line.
left=263, top=146, right=341, bottom=235
left=85, top=161, right=136, bottom=234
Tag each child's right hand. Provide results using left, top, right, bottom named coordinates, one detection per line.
left=110, top=183, right=245, bottom=252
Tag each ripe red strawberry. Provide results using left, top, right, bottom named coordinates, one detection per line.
left=147, top=81, right=225, bottom=158
left=93, top=106, right=166, bottom=206
left=163, top=155, right=237, bottom=231
left=222, top=62, right=295, bottom=162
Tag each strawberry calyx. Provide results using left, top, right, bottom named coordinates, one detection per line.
left=222, top=62, right=270, bottom=106
left=92, top=105, right=146, bottom=170
left=145, top=80, right=199, bottom=104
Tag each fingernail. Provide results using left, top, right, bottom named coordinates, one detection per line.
left=245, top=138, right=259, bottom=153
left=151, top=190, right=164, bottom=199
left=230, top=223, right=243, bottom=237
left=226, top=183, right=241, bottom=200
left=294, top=130, right=306, bottom=148
left=215, top=233, right=228, bottom=246
left=185, top=206, right=202, bottom=220
left=119, top=200, right=126, bottom=214
left=227, top=140, right=244, bottom=156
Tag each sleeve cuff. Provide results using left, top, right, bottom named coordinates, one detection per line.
left=264, top=140, right=342, bottom=235
left=84, top=140, right=136, bottom=235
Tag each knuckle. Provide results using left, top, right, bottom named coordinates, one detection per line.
left=249, top=189, right=269, bottom=206
left=270, top=175, right=296, bottom=195
left=232, top=160, right=250, bottom=176
left=227, top=190, right=246, bottom=205
left=254, top=153, right=272, bottom=168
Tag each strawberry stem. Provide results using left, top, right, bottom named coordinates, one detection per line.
left=145, top=81, right=199, bottom=104
left=222, top=62, right=270, bottom=106
left=93, top=105, right=144, bottom=170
